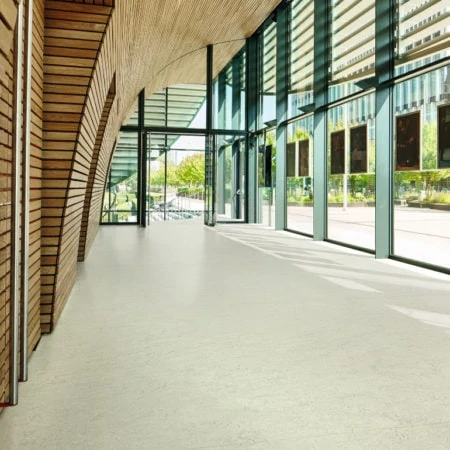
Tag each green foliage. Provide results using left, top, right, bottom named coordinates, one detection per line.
left=176, top=153, right=205, bottom=186
left=422, top=121, right=437, bottom=170
left=421, top=169, right=450, bottom=196
left=426, top=192, right=450, bottom=204
left=288, top=126, right=310, bottom=143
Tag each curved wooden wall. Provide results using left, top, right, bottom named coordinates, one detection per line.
left=41, top=0, right=113, bottom=332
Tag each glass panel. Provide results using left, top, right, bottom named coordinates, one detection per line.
left=286, top=116, right=314, bottom=234
left=102, top=131, right=138, bottom=224
left=148, top=134, right=205, bottom=223
left=259, top=20, right=277, bottom=129
left=213, top=41, right=246, bottom=130
left=257, top=129, right=276, bottom=226
left=329, top=0, right=376, bottom=102
left=144, top=90, right=166, bottom=127
left=393, top=66, right=450, bottom=268
left=288, top=0, right=314, bottom=119
left=205, top=134, right=216, bottom=225
left=327, top=94, right=376, bottom=249
left=395, top=0, right=450, bottom=76
left=143, top=84, right=207, bottom=129
left=167, top=84, right=207, bottom=129
left=216, top=134, right=246, bottom=222
left=225, top=64, right=233, bottom=129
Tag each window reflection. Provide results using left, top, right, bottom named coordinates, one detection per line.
left=393, top=66, right=450, bottom=267
left=327, top=95, right=376, bottom=250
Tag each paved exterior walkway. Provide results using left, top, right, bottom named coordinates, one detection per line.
left=0, top=221, right=450, bottom=449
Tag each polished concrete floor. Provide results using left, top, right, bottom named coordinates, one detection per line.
left=1, top=220, right=450, bottom=449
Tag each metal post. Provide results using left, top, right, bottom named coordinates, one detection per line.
left=20, top=0, right=34, bottom=382
left=164, top=147, right=168, bottom=221
left=11, top=0, right=25, bottom=406
left=205, top=44, right=216, bottom=225
left=147, top=133, right=152, bottom=223
left=246, top=36, right=258, bottom=223
left=313, top=0, right=329, bottom=241
left=138, top=89, right=146, bottom=227
left=163, top=90, right=168, bottom=221
left=232, top=56, right=242, bottom=219
left=217, top=72, right=226, bottom=215
left=275, top=2, right=289, bottom=230
left=375, top=0, right=395, bottom=258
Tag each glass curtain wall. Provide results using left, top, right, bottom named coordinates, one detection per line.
left=101, top=0, right=450, bottom=271
left=147, top=134, right=205, bottom=223
left=328, top=0, right=376, bottom=103
left=286, top=116, right=314, bottom=234
left=392, top=0, right=450, bottom=268
left=102, top=82, right=208, bottom=225
left=257, top=128, right=276, bottom=226
left=325, top=0, right=376, bottom=250
left=286, top=0, right=315, bottom=234
left=327, top=95, right=376, bottom=249
left=216, top=134, right=246, bottom=220
left=213, top=46, right=247, bottom=222
left=144, top=84, right=207, bottom=129
left=288, top=0, right=314, bottom=119
left=256, top=18, right=277, bottom=227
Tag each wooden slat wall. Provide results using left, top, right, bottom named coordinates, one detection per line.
left=29, top=0, right=45, bottom=357
left=41, top=1, right=113, bottom=332
left=0, top=0, right=17, bottom=408
left=0, top=0, right=44, bottom=406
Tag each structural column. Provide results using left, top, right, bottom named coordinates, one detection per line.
left=205, top=44, right=216, bottom=226
left=275, top=1, right=289, bottom=230
left=232, top=56, right=242, bottom=219
left=245, top=36, right=258, bottom=223
left=375, top=0, right=395, bottom=258
left=138, top=89, right=147, bottom=227
left=217, top=72, right=226, bottom=215
left=312, top=0, right=329, bottom=241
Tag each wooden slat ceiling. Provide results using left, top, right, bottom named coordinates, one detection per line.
left=114, top=0, right=283, bottom=125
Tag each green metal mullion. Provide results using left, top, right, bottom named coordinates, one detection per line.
left=246, top=36, right=258, bottom=223
left=275, top=1, right=289, bottom=230
left=232, top=56, right=242, bottom=129
left=375, top=0, right=395, bottom=258
left=313, top=0, right=329, bottom=241
left=137, top=89, right=146, bottom=227
left=205, top=44, right=216, bottom=226
left=232, top=56, right=242, bottom=218
left=217, top=72, right=226, bottom=214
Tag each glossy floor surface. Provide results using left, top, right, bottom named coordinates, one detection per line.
left=1, top=221, right=450, bottom=449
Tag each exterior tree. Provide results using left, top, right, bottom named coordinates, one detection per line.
left=176, top=153, right=205, bottom=186
left=422, top=121, right=438, bottom=170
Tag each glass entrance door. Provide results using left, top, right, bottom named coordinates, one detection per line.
left=215, top=134, right=246, bottom=222
left=146, top=132, right=206, bottom=224
left=204, top=134, right=216, bottom=226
